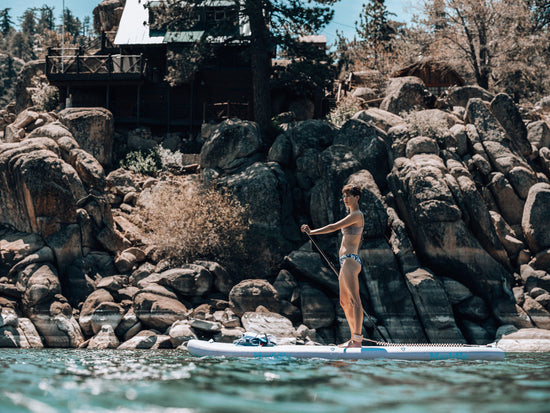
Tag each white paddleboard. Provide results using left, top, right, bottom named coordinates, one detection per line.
left=186, top=339, right=505, bottom=361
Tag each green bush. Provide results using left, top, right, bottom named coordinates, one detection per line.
left=119, top=147, right=163, bottom=176
left=327, top=95, right=362, bottom=127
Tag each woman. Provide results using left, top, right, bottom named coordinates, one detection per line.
left=301, top=184, right=364, bottom=348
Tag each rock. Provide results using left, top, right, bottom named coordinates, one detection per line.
left=522, top=296, right=550, bottom=329
left=522, top=183, right=550, bottom=253
left=404, top=268, right=466, bottom=343
left=118, top=330, right=165, bottom=349
left=115, top=309, right=141, bottom=340
left=68, top=148, right=106, bottom=191
left=133, top=291, right=188, bottom=331
left=353, top=108, right=404, bottom=132
left=0, top=326, right=19, bottom=347
left=272, top=269, right=298, bottom=301
left=526, top=120, right=550, bottom=150
left=0, top=231, right=45, bottom=274
left=490, top=93, right=531, bottom=156
left=495, top=324, right=518, bottom=341
left=89, top=302, right=124, bottom=335
left=334, top=120, right=389, bottom=190
left=300, top=284, right=334, bottom=329
left=284, top=119, right=336, bottom=160
left=15, top=60, right=45, bottom=113
left=530, top=249, right=550, bottom=273
left=489, top=211, right=525, bottom=258
left=17, top=318, right=43, bottom=348
left=88, top=324, right=120, bottom=349
left=459, top=320, right=493, bottom=344
left=520, top=265, right=550, bottom=292
left=352, top=86, right=378, bottom=101
left=360, top=241, right=427, bottom=342
left=156, top=265, right=213, bottom=297
left=454, top=296, right=490, bottom=322
left=444, top=85, right=494, bottom=108
left=497, top=328, right=550, bottom=351
left=0, top=138, right=87, bottom=238
left=213, top=309, right=241, bottom=328
left=229, top=279, right=280, bottom=317
left=199, top=119, right=263, bottom=172
left=78, top=289, right=115, bottom=337
left=213, top=327, right=245, bottom=343
left=96, top=275, right=128, bottom=295
left=388, top=154, right=520, bottom=326
left=380, top=76, right=428, bottom=115
left=241, top=311, right=296, bottom=341
left=449, top=124, right=469, bottom=156
left=0, top=307, right=18, bottom=329
left=21, top=264, right=62, bottom=310
left=194, top=261, right=234, bottom=295
left=488, top=172, right=524, bottom=225
left=189, top=318, right=222, bottom=333
left=406, top=136, right=439, bottom=158
left=106, top=168, right=140, bottom=195
left=58, top=107, right=114, bottom=166
left=441, top=277, right=474, bottom=305
left=168, top=320, right=197, bottom=347
left=535, top=293, right=550, bottom=310
left=284, top=250, right=338, bottom=291
left=220, top=161, right=298, bottom=263
left=93, top=0, right=125, bottom=32
left=267, top=133, right=292, bottom=166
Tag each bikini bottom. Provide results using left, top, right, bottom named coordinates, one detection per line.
left=339, top=253, right=362, bottom=267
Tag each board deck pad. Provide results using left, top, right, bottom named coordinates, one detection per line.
left=187, top=339, right=505, bottom=361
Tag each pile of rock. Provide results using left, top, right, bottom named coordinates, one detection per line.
left=2, top=76, right=550, bottom=351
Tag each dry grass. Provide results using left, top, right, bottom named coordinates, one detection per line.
left=135, top=176, right=250, bottom=269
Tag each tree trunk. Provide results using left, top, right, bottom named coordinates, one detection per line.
left=245, top=1, right=272, bottom=132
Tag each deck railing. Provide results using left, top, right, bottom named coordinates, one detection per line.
left=45, top=54, right=148, bottom=81
left=202, top=102, right=250, bottom=122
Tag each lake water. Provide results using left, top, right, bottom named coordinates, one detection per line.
left=0, top=349, right=549, bottom=412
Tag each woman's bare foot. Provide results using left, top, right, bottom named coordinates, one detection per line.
left=338, top=334, right=363, bottom=348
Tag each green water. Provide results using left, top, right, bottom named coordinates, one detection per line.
left=0, top=349, right=549, bottom=413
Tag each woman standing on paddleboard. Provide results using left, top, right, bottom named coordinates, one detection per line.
left=301, top=184, right=364, bottom=348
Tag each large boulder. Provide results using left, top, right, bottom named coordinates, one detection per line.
left=360, top=240, right=427, bottom=342
left=333, top=119, right=389, bottom=190
left=444, top=85, right=494, bottom=108
left=522, top=183, right=550, bottom=253
left=490, top=93, right=531, bottom=156
left=404, top=268, right=466, bottom=343
left=353, top=108, right=404, bottom=132
left=300, top=284, right=334, bottom=329
left=387, top=154, right=521, bottom=326
left=200, top=119, right=263, bottom=172
left=380, top=76, right=429, bottom=115
left=133, top=290, right=188, bottom=331
left=58, top=107, right=114, bottom=167
left=229, top=279, right=280, bottom=316
left=219, top=162, right=298, bottom=268
left=526, top=120, right=550, bottom=150
left=0, top=138, right=87, bottom=237
left=241, top=310, right=296, bottom=342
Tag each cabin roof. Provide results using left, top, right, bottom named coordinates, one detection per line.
left=114, top=0, right=251, bottom=46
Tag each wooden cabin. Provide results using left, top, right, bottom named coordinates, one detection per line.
left=390, top=59, right=465, bottom=96
left=45, top=0, right=254, bottom=132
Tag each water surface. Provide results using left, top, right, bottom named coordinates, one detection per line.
left=0, top=349, right=549, bottom=412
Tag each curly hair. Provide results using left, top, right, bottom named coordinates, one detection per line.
left=342, top=184, right=361, bottom=197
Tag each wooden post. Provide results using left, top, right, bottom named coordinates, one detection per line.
left=137, top=84, right=141, bottom=126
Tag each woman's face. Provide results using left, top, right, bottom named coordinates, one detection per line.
left=342, top=192, right=358, bottom=207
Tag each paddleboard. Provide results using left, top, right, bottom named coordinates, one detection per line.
left=186, top=339, right=505, bottom=361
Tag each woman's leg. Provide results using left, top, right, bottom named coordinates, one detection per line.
left=339, top=259, right=363, bottom=346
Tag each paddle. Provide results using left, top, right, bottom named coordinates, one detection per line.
left=305, top=232, right=391, bottom=344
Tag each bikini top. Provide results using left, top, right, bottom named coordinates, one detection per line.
left=341, top=224, right=364, bottom=236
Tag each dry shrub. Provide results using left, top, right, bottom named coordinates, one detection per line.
left=327, top=94, right=363, bottom=127
left=136, top=177, right=250, bottom=269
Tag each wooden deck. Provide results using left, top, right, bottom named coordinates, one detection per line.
left=45, top=54, right=148, bottom=82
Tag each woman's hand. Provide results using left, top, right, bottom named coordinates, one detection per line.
left=301, top=224, right=311, bottom=235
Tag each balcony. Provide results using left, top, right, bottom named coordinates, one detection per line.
left=45, top=54, right=148, bottom=82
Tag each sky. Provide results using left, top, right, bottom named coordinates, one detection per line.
left=2, top=0, right=417, bottom=44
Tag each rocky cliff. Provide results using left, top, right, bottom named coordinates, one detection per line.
left=1, top=77, right=550, bottom=350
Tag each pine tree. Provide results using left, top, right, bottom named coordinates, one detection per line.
left=20, top=9, right=37, bottom=36
left=152, top=0, right=338, bottom=131
left=0, top=8, right=13, bottom=36
left=37, top=5, right=55, bottom=32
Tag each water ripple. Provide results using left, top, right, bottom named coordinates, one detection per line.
left=0, top=350, right=549, bottom=412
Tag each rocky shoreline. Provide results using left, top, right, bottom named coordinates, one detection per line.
left=2, top=78, right=550, bottom=352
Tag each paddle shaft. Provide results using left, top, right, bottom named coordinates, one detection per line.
left=305, top=232, right=391, bottom=343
